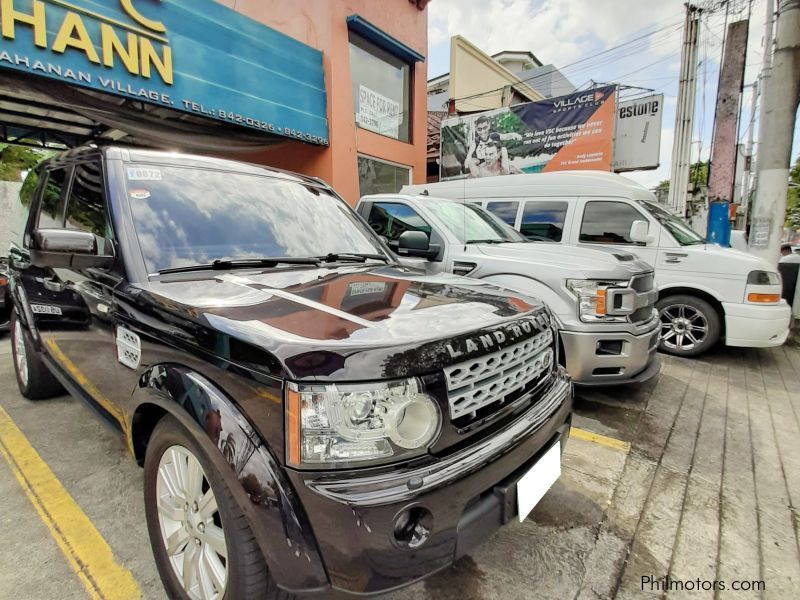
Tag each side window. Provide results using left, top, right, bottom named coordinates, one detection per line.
left=486, top=201, right=519, bottom=226
left=520, top=201, right=568, bottom=242
left=367, top=202, right=432, bottom=243
left=65, top=162, right=108, bottom=239
left=37, top=168, right=70, bottom=229
left=580, top=201, right=644, bottom=245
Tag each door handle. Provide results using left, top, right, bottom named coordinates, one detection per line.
left=663, top=252, right=688, bottom=264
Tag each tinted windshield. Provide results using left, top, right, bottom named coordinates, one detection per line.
left=125, top=164, right=386, bottom=274
left=424, top=199, right=527, bottom=243
left=639, top=201, right=706, bottom=246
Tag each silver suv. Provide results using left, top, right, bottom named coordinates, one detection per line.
left=357, top=194, right=660, bottom=386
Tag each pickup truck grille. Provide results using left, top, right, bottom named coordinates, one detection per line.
left=630, top=272, right=655, bottom=293
left=443, top=329, right=554, bottom=421
left=628, top=272, right=657, bottom=324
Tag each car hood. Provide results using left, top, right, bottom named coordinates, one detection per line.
left=680, top=244, right=777, bottom=275
left=476, top=242, right=653, bottom=279
left=135, top=264, right=549, bottom=380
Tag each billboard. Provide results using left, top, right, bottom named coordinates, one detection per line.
left=612, top=94, right=664, bottom=172
left=439, top=85, right=616, bottom=180
left=0, top=0, right=328, bottom=144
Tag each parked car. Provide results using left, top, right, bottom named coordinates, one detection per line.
left=404, top=172, right=791, bottom=356
left=0, top=257, right=10, bottom=335
left=8, top=146, right=572, bottom=599
left=356, top=194, right=660, bottom=386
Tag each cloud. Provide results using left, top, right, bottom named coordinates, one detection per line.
left=429, top=0, right=683, bottom=69
left=429, top=0, right=798, bottom=184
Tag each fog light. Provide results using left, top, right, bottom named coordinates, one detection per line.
left=392, top=506, right=433, bottom=549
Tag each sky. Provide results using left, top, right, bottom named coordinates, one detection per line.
left=427, top=0, right=800, bottom=189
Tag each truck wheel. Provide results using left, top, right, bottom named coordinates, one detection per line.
left=10, top=312, right=64, bottom=400
left=656, top=295, right=720, bottom=357
left=144, top=415, right=285, bottom=600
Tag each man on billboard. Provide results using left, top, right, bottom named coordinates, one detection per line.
left=465, top=115, right=522, bottom=177
left=471, top=141, right=522, bottom=177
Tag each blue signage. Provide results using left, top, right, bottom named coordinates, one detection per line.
left=0, top=0, right=329, bottom=144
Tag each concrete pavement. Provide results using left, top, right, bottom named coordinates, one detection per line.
left=1, top=337, right=799, bottom=599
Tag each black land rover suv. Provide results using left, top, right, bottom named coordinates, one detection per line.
left=8, top=146, right=572, bottom=598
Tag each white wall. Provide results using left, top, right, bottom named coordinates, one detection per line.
left=0, top=181, right=26, bottom=256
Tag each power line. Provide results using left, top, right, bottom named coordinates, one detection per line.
left=448, top=18, right=687, bottom=104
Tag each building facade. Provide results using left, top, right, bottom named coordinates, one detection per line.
left=234, top=0, right=429, bottom=204
left=0, top=0, right=430, bottom=205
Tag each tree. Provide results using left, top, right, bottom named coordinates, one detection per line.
left=689, top=160, right=709, bottom=186
left=0, top=144, right=46, bottom=181
left=787, top=155, right=800, bottom=229
left=653, top=160, right=709, bottom=194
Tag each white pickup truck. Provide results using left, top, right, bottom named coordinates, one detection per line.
left=356, top=194, right=661, bottom=386
left=405, top=172, right=791, bottom=356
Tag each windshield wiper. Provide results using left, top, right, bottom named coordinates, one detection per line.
left=316, top=253, right=391, bottom=263
left=157, top=253, right=390, bottom=275
left=157, top=257, right=320, bottom=275
left=465, top=239, right=507, bottom=244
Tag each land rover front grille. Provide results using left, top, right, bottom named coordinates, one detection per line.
left=443, top=329, right=554, bottom=421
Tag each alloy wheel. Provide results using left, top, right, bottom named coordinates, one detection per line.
left=14, top=320, right=28, bottom=387
left=659, top=304, right=708, bottom=352
left=156, top=445, right=228, bottom=600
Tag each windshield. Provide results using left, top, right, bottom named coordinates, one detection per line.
left=125, top=164, right=387, bottom=274
left=639, top=201, right=706, bottom=246
left=424, top=199, right=527, bottom=244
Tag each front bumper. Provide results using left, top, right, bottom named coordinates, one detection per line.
left=561, top=318, right=661, bottom=386
left=286, top=372, right=572, bottom=596
left=723, top=301, right=791, bottom=348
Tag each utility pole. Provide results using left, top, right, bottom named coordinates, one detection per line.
left=748, top=0, right=800, bottom=262
left=708, top=19, right=749, bottom=205
left=738, top=81, right=758, bottom=226
left=668, top=4, right=702, bottom=215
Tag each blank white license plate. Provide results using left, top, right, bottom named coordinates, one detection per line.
left=517, top=441, right=561, bottom=522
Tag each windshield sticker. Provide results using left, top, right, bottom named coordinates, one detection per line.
left=348, top=282, right=387, bottom=296
left=127, top=168, right=162, bottom=181
left=128, top=189, right=151, bottom=200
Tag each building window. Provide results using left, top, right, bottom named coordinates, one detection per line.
left=349, top=32, right=411, bottom=142
left=358, top=156, right=411, bottom=196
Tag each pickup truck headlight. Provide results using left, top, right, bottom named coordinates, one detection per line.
left=286, top=379, right=440, bottom=468
left=745, top=270, right=782, bottom=304
left=566, top=279, right=628, bottom=322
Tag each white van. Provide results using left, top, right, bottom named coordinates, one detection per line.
left=403, top=172, right=791, bottom=356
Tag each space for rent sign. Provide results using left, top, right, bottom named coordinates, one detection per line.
left=439, top=85, right=617, bottom=180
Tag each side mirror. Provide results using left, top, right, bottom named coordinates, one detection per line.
left=629, top=220, right=654, bottom=244
left=30, top=229, right=115, bottom=270
left=398, top=230, right=440, bottom=260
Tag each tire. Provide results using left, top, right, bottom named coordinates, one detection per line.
left=144, top=415, right=284, bottom=600
left=656, top=294, right=721, bottom=357
left=10, top=311, right=64, bottom=399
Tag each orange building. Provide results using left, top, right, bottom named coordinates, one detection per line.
left=229, top=0, right=430, bottom=205
left=0, top=0, right=429, bottom=206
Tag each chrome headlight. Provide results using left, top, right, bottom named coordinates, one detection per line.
left=566, top=279, right=628, bottom=322
left=286, top=379, right=440, bottom=468
left=745, top=270, right=782, bottom=304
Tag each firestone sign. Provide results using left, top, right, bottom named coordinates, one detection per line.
left=0, top=0, right=329, bottom=144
